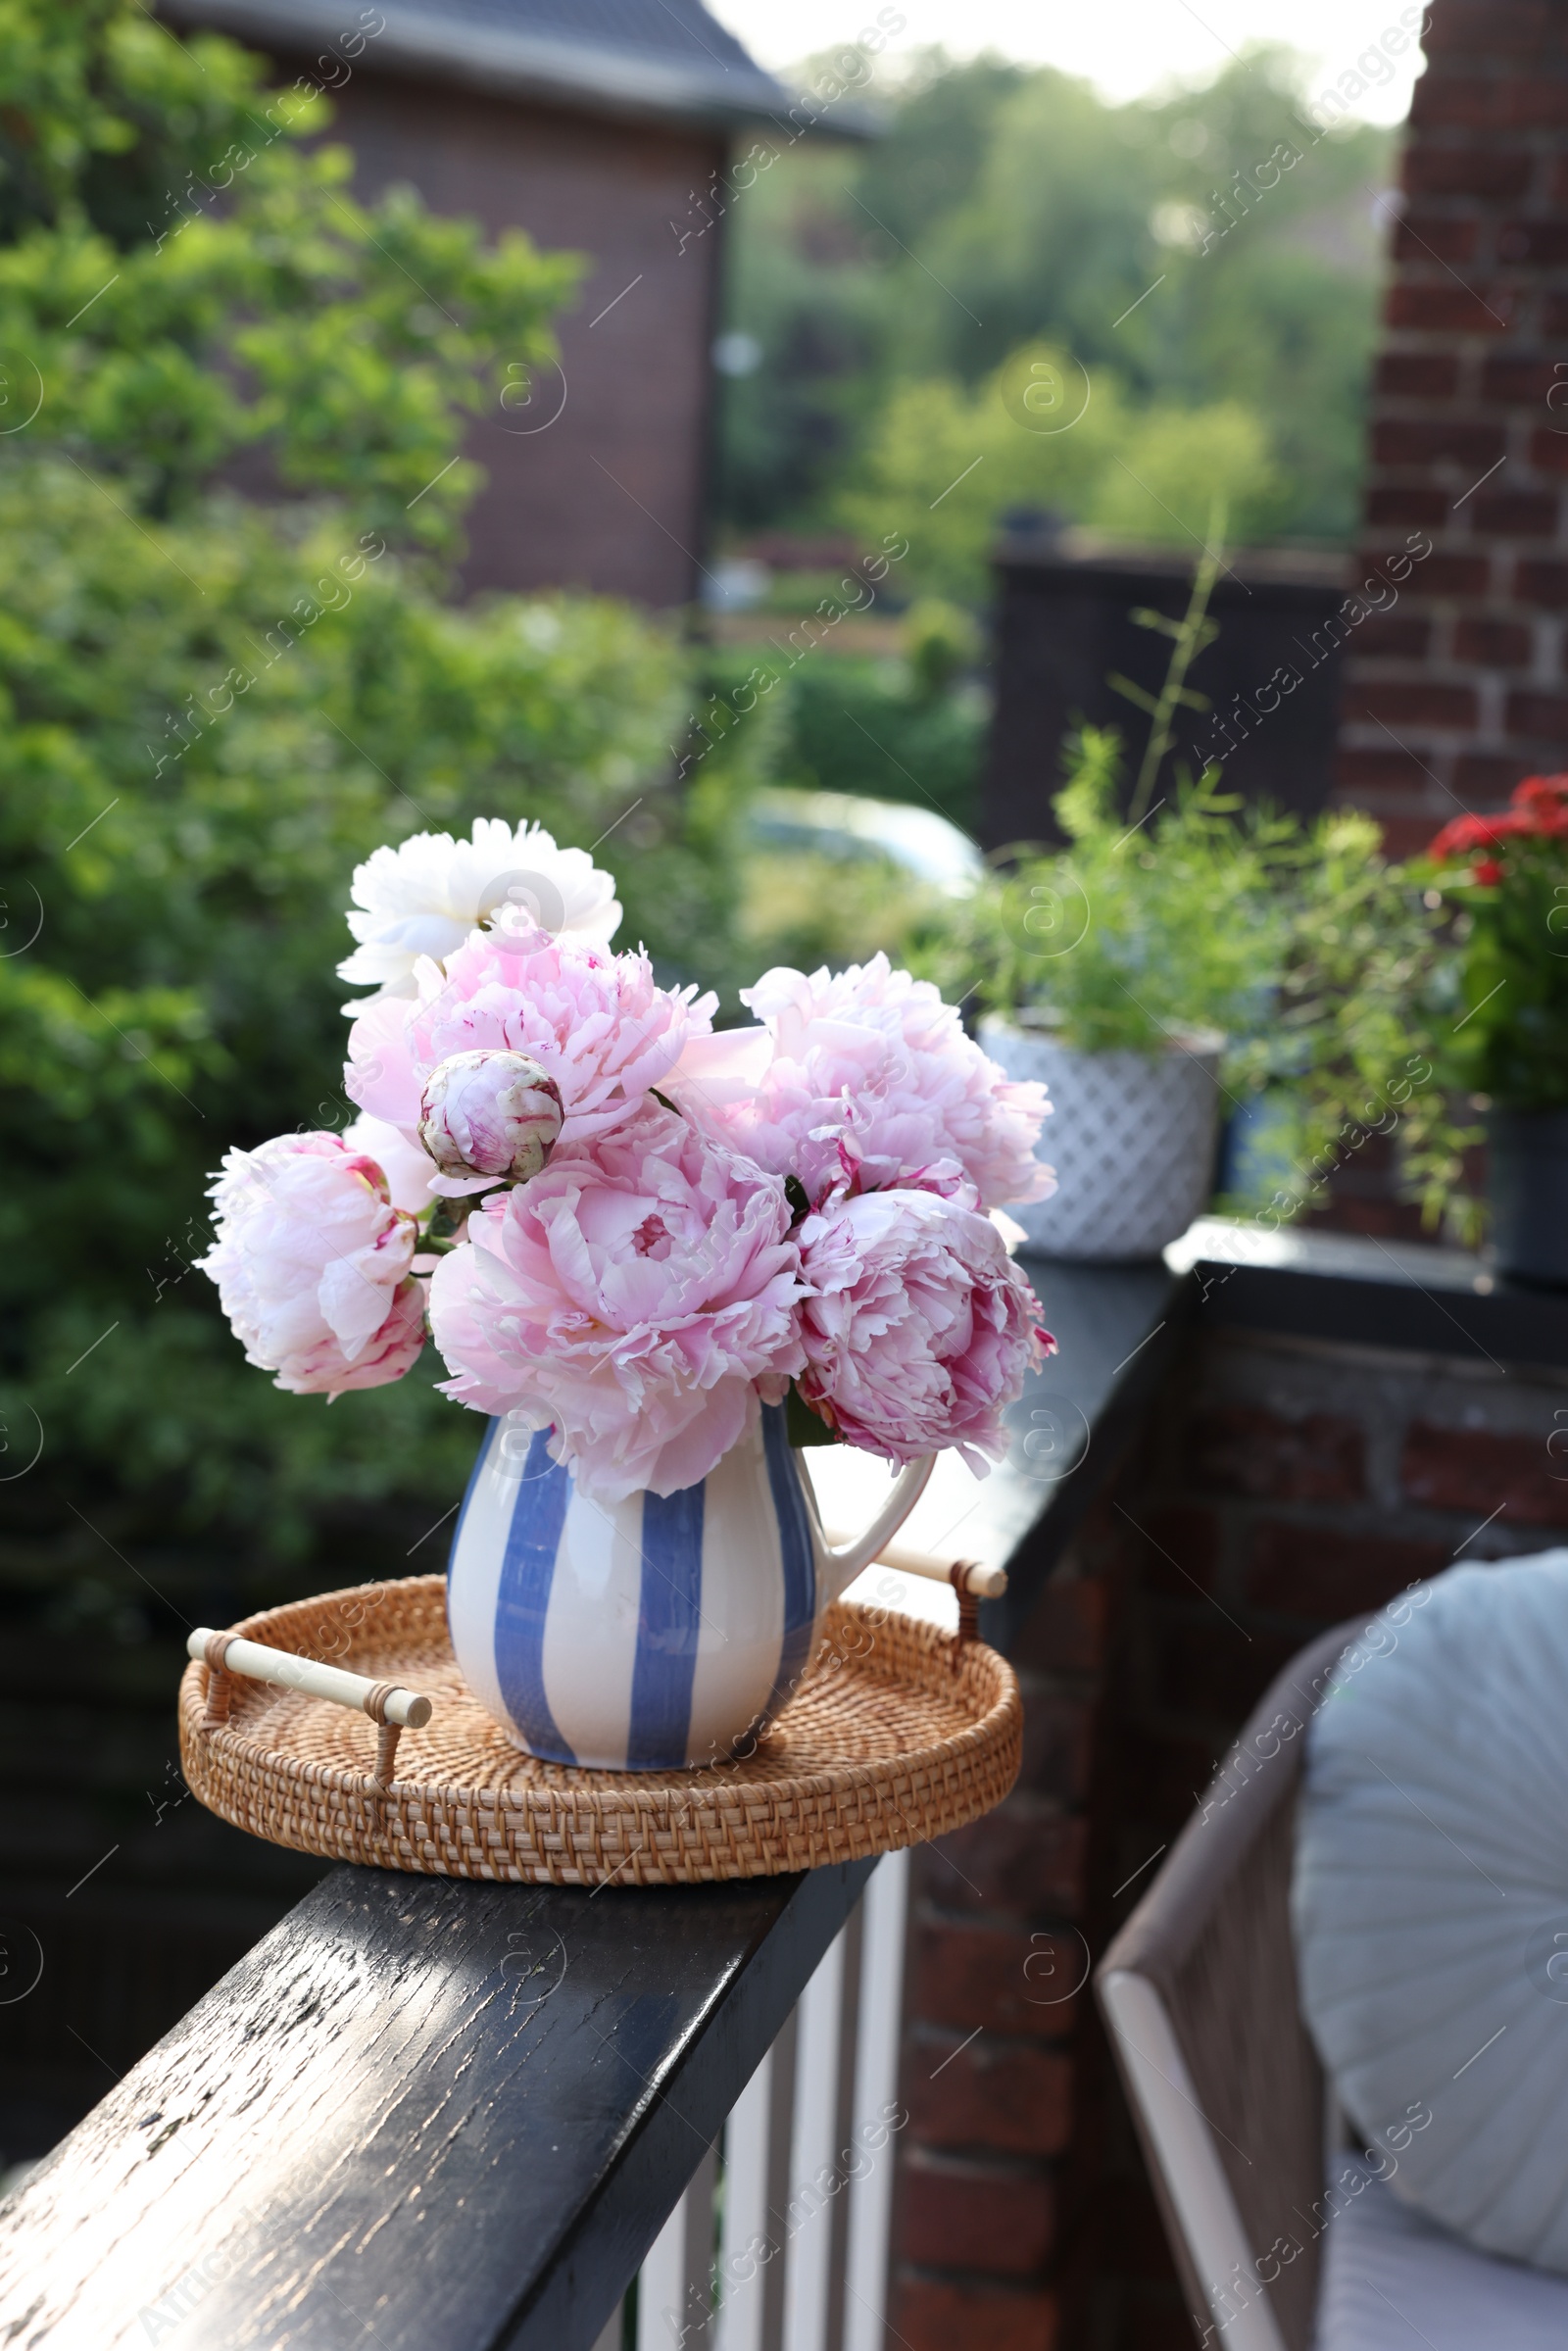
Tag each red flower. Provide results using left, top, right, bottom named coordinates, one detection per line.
left=1429, top=773, right=1568, bottom=863
left=1429, top=811, right=1527, bottom=859
left=1473, top=858, right=1504, bottom=885
left=1512, top=772, right=1568, bottom=834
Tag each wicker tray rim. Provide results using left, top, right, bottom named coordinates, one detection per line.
left=177, top=1573, right=1020, bottom=1884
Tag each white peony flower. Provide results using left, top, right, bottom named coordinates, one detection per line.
left=337, top=817, right=622, bottom=1010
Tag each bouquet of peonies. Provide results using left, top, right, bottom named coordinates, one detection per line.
left=201, top=820, right=1057, bottom=1504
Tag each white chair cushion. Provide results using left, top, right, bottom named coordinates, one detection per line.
left=1294, top=1551, right=1568, bottom=2274
left=1316, top=2156, right=1568, bottom=2349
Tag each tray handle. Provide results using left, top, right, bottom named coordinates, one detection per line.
left=824, top=1531, right=1003, bottom=1666
left=947, top=1562, right=987, bottom=1659
left=823, top=1531, right=1007, bottom=1603
left=189, top=1627, right=434, bottom=1788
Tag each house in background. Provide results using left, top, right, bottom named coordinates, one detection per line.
left=160, top=0, right=800, bottom=607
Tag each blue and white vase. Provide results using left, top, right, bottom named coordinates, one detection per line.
left=446, top=1402, right=933, bottom=1770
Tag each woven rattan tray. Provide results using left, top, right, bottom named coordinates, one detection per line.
left=177, top=1574, right=1021, bottom=1885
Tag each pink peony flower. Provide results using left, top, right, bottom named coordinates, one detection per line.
left=345, top=916, right=715, bottom=1165
left=342, top=1113, right=438, bottom=1215
left=795, top=1187, right=1051, bottom=1470
left=199, top=1133, right=424, bottom=1397
left=417, top=1049, right=564, bottom=1196
left=668, top=955, right=1053, bottom=1210
left=429, top=1102, right=806, bottom=1502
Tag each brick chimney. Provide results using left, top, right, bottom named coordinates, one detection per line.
left=1337, top=0, right=1568, bottom=853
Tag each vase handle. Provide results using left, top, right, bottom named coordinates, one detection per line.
left=821, top=1454, right=937, bottom=1598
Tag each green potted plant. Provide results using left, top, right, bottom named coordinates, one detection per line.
left=913, top=524, right=1488, bottom=1262
left=920, top=746, right=1479, bottom=1261
left=924, top=728, right=1289, bottom=1258
left=1422, top=772, right=1568, bottom=1283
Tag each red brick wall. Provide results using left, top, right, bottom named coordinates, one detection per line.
left=892, top=1317, right=1568, bottom=2349
left=891, top=1573, right=1106, bottom=2351
left=1336, top=1, right=1568, bottom=852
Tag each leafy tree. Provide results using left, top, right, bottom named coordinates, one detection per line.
left=835, top=342, right=1277, bottom=597
left=0, top=0, right=751, bottom=1549
left=854, top=51, right=1028, bottom=254
left=905, top=64, right=1167, bottom=385
left=715, top=44, right=1391, bottom=552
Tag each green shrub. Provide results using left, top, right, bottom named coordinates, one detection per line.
left=0, top=1, right=756, bottom=1549
left=774, top=654, right=985, bottom=832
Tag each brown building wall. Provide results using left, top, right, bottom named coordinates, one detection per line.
left=293, top=69, right=726, bottom=606
left=1336, top=0, right=1568, bottom=852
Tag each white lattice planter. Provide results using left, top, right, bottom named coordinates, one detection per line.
left=981, top=1016, right=1224, bottom=1261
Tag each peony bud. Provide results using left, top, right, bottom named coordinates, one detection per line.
left=418, top=1049, right=564, bottom=1191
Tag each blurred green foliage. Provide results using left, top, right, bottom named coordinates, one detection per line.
left=736, top=846, right=946, bottom=976
left=774, top=658, right=986, bottom=833
left=0, top=4, right=577, bottom=546
left=715, top=46, right=1392, bottom=574
left=837, top=345, right=1278, bottom=598
left=1269, top=818, right=1482, bottom=1242
left=686, top=588, right=987, bottom=831
left=0, top=0, right=756, bottom=1548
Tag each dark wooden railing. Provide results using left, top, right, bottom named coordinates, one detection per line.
left=0, top=1865, right=881, bottom=2349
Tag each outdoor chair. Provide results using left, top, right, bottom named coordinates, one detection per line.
left=1098, top=1615, right=1568, bottom=2350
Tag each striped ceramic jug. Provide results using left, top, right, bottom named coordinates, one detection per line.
left=446, top=1402, right=933, bottom=1770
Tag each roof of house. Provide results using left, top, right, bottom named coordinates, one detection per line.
left=163, top=0, right=844, bottom=132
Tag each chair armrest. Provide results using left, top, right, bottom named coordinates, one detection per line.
left=1099, top=1967, right=1289, bottom=2351
left=1098, top=1621, right=1359, bottom=2351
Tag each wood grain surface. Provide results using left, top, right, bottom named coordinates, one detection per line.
left=0, top=1859, right=872, bottom=2351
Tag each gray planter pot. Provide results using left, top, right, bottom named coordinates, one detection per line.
left=1488, top=1108, right=1568, bottom=1287
left=981, top=1016, right=1223, bottom=1261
